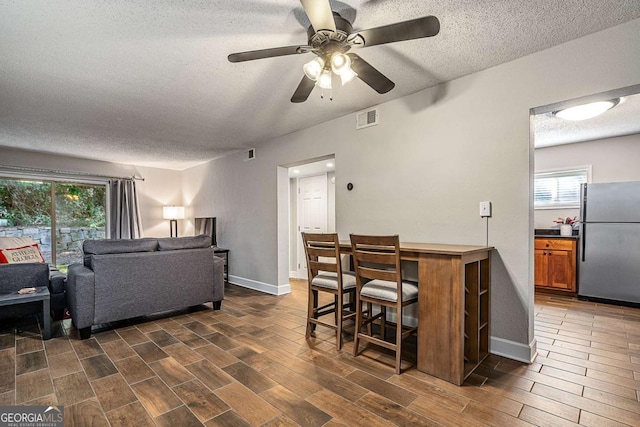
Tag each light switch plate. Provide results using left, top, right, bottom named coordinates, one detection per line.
left=480, top=201, right=492, bottom=217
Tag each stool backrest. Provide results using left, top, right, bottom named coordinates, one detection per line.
left=301, top=232, right=343, bottom=282
left=349, top=234, right=402, bottom=287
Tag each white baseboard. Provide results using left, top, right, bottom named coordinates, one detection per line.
left=228, top=275, right=291, bottom=296
left=289, top=271, right=299, bottom=279
left=490, top=336, right=538, bottom=363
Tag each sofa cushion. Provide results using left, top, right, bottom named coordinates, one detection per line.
left=157, top=235, right=211, bottom=251
left=83, top=238, right=159, bottom=255
left=83, top=238, right=159, bottom=268
left=0, top=262, right=49, bottom=292
left=0, top=244, right=45, bottom=264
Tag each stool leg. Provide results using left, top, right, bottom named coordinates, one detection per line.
left=353, top=293, right=362, bottom=356
left=395, top=307, right=403, bottom=375
left=306, top=288, right=316, bottom=338
left=336, top=292, right=343, bottom=350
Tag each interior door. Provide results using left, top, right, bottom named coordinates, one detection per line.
left=297, top=174, right=328, bottom=279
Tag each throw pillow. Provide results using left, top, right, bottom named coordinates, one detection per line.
left=0, top=237, right=37, bottom=249
left=0, top=244, right=45, bottom=264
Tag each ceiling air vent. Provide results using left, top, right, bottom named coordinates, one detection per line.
left=244, top=148, right=256, bottom=161
left=356, top=108, right=379, bottom=130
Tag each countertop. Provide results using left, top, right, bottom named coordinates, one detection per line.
left=534, top=229, right=579, bottom=239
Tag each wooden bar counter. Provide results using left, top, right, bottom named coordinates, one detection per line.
left=340, top=241, right=493, bottom=385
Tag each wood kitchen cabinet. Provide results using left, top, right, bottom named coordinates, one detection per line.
left=535, top=237, right=577, bottom=292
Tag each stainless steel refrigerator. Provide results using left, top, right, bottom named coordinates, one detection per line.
left=579, top=181, right=640, bottom=305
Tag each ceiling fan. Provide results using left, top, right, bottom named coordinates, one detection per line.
left=228, top=0, right=440, bottom=103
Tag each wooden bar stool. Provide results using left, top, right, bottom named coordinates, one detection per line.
left=350, top=234, right=418, bottom=374
left=302, top=232, right=357, bottom=350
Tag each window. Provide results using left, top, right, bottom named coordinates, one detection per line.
left=534, top=167, right=590, bottom=209
left=0, top=178, right=107, bottom=269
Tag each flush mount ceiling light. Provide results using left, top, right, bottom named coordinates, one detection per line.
left=554, top=98, right=620, bottom=121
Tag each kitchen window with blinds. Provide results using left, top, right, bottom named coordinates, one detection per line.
left=534, top=167, right=590, bottom=209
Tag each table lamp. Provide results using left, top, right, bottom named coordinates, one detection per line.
left=163, top=206, right=185, bottom=237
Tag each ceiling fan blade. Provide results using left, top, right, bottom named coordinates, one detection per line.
left=228, top=45, right=310, bottom=63
left=348, top=53, right=395, bottom=94
left=349, top=16, right=440, bottom=48
left=291, top=76, right=316, bottom=103
left=300, top=0, right=336, bottom=33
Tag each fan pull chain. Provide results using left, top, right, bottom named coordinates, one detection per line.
left=320, top=89, right=333, bottom=101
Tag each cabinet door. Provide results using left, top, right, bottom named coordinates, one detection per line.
left=548, top=250, right=573, bottom=290
left=534, top=249, right=549, bottom=287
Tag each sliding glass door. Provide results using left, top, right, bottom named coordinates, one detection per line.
left=0, top=178, right=107, bottom=269
left=54, top=183, right=107, bottom=268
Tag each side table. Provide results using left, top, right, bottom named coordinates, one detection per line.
left=213, top=248, right=229, bottom=283
left=0, top=286, right=50, bottom=340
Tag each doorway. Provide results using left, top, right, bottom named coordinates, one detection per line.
left=530, top=84, right=640, bottom=299
left=287, top=157, right=336, bottom=279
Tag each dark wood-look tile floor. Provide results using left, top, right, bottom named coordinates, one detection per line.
left=1, top=282, right=639, bottom=426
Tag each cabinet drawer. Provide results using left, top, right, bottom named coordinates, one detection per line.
left=535, top=238, right=574, bottom=251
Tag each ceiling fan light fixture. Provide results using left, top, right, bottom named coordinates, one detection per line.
left=330, top=52, right=351, bottom=75
left=340, top=68, right=358, bottom=85
left=554, top=99, right=620, bottom=121
left=303, top=57, right=325, bottom=81
left=316, top=69, right=332, bottom=89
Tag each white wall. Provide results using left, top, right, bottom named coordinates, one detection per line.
left=535, top=133, right=640, bottom=228
left=135, top=165, right=184, bottom=237
left=181, top=18, right=640, bottom=361
left=0, top=147, right=183, bottom=237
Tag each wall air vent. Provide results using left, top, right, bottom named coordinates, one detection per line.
left=244, top=148, right=256, bottom=161
left=356, top=108, right=379, bottom=129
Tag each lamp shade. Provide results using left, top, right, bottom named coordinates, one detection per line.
left=163, top=206, right=185, bottom=220
left=303, top=57, right=325, bottom=81
left=340, top=68, right=358, bottom=85
left=316, top=69, right=332, bottom=90
left=330, top=52, right=351, bottom=76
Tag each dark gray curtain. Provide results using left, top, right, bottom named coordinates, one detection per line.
left=109, top=179, right=143, bottom=239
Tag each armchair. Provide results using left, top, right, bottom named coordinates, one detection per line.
left=0, top=237, right=68, bottom=321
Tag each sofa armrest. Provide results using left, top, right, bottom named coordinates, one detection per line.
left=66, top=263, right=95, bottom=329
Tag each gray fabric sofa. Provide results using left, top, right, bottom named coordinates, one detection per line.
left=66, top=235, right=224, bottom=339
left=0, top=263, right=67, bottom=321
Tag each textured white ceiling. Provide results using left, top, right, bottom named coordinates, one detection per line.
left=1, top=1, right=640, bottom=170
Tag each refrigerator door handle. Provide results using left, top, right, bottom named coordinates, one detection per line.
left=580, top=183, right=587, bottom=262
left=581, top=223, right=586, bottom=262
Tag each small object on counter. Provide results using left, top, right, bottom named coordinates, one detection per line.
left=553, top=216, right=579, bottom=225
left=18, top=287, right=37, bottom=294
